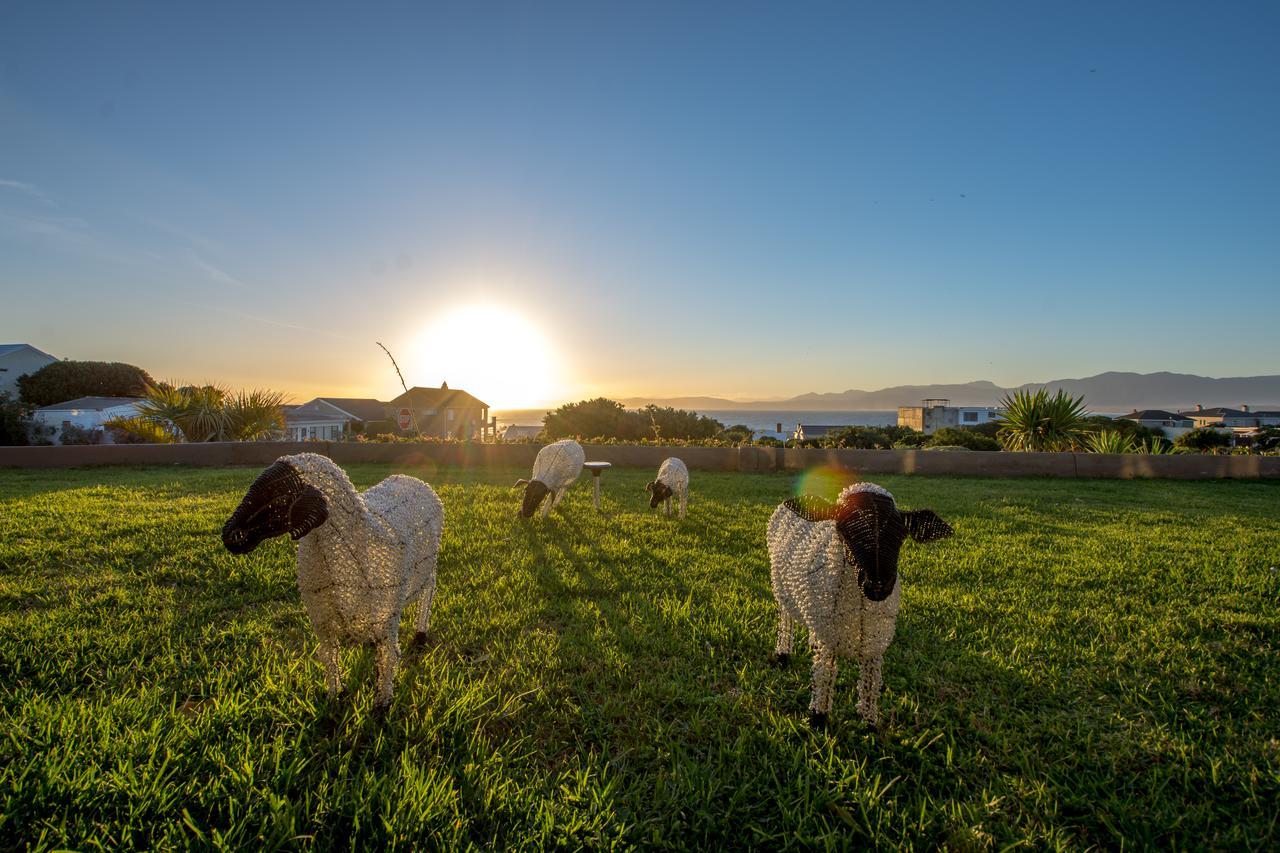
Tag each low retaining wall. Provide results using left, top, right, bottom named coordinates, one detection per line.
left=1, top=441, right=1278, bottom=480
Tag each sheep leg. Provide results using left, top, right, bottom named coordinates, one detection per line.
left=772, top=609, right=795, bottom=665
left=373, top=637, right=399, bottom=713
left=318, top=639, right=344, bottom=699
left=664, top=496, right=671, bottom=516
left=411, top=575, right=437, bottom=648
left=856, top=655, right=883, bottom=727
left=541, top=490, right=556, bottom=518
left=808, top=642, right=838, bottom=729
left=678, top=489, right=687, bottom=519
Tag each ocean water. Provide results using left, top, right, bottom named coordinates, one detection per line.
left=493, top=408, right=898, bottom=434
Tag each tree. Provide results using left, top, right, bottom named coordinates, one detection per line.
left=541, top=398, right=724, bottom=441
left=0, top=393, right=30, bottom=446
left=17, top=361, right=154, bottom=408
left=639, top=405, right=723, bottom=440
left=1175, top=428, right=1231, bottom=452
left=105, top=384, right=286, bottom=442
left=996, top=389, right=1089, bottom=452
left=718, top=424, right=755, bottom=445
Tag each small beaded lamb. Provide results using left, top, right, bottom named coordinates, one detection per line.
left=222, top=453, right=444, bottom=711
left=645, top=457, right=689, bottom=518
left=514, top=439, right=585, bottom=518
left=767, top=483, right=952, bottom=728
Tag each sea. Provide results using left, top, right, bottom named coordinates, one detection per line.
left=494, top=409, right=898, bottom=436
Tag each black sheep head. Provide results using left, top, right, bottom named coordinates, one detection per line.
left=645, top=480, right=673, bottom=508
left=222, top=459, right=329, bottom=554
left=832, top=490, right=952, bottom=602
left=514, top=478, right=551, bottom=518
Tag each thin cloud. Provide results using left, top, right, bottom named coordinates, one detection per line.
left=187, top=251, right=248, bottom=289
left=0, top=179, right=57, bottom=207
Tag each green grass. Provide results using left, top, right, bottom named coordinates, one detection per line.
left=1, top=464, right=1277, bottom=850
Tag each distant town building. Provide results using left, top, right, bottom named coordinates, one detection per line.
left=0, top=344, right=57, bottom=399
left=897, top=399, right=1001, bottom=435
left=499, top=424, right=543, bottom=441
left=32, top=396, right=141, bottom=444
left=285, top=398, right=389, bottom=441
left=390, top=384, right=490, bottom=439
left=1115, top=409, right=1194, bottom=440
left=1177, top=404, right=1280, bottom=430
left=284, top=387, right=491, bottom=440
left=793, top=424, right=846, bottom=441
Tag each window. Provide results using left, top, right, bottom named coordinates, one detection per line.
left=447, top=410, right=455, bottom=421
left=963, top=411, right=978, bottom=422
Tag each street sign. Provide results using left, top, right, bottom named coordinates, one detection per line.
left=397, top=408, right=412, bottom=430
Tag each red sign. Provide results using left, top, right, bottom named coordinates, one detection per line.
left=397, top=408, right=412, bottom=430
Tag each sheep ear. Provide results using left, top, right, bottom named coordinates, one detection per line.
left=903, top=509, right=953, bottom=543
left=288, top=485, right=329, bottom=540
left=645, top=482, right=653, bottom=493
left=513, top=478, right=529, bottom=489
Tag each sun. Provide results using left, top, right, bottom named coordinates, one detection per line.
left=408, top=304, right=559, bottom=409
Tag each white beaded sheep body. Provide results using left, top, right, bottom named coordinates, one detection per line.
left=645, top=457, right=689, bottom=518
left=222, top=453, right=444, bottom=710
left=514, top=439, right=585, bottom=518
left=768, top=483, right=952, bottom=728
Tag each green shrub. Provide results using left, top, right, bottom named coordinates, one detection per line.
left=928, top=427, right=1000, bottom=451
left=1175, top=428, right=1232, bottom=452
left=542, top=398, right=723, bottom=441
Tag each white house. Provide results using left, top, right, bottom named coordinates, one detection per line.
left=32, top=396, right=142, bottom=444
left=0, top=344, right=57, bottom=399
left=897, top=399, right=1002, bottom=434
left=1116, top=409, right=1194, bottom=440
left=284, top=397, right=389, bottom=441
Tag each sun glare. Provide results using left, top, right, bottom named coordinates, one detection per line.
left=408, top=304, right=559, bottom=409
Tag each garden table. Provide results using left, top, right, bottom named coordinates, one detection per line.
left=582, top=461, right=611, bottom=510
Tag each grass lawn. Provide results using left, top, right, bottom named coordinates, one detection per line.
left=1, top=463, right=1277, bottom=850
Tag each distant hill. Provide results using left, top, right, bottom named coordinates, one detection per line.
left=620, top=372, right=1280, bottom=412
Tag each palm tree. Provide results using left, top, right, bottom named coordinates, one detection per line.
left=106, top=383, right=285, bottom=442
left=995, top=389, right=1089, bottom=452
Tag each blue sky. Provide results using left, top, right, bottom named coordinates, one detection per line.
left=2, top=2, right=1277, bottom=406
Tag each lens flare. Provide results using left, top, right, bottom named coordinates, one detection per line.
left=793, top=464, right=863, bottom=500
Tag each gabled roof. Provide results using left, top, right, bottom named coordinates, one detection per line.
left=0, top=343, right=57, bottom=360
left=1118, top=409, right=1191, bottom=421
left=316, top=397, right=388, bottom=421
left=390, top=386, right=489, bottom=410
left=37, top=396, right=141, bottom=412
left=1178, top=407, right=1247, bottom=419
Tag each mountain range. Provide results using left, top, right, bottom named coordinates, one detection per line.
left=618, top=372, right=1280, bottom=413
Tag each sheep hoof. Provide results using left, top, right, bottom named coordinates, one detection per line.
left=410, top=631, right=428, bottom=650
left=771, top=652, right=791, bottom=668
left=808, top=711, right=829, bottom=730
left=372, top=701, right=391, bottom=721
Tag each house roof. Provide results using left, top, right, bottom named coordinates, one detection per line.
left=390, top=386, right=489, bottom=411
left=0, top=343, right=57, bottom=360
left=316, top=397, right=388, bottom=421
left=1178, top=407, right=1248, bottom=419
left=1118, top=410, right=1191, bottom=421
left=37, top=396, right=141, bottom=412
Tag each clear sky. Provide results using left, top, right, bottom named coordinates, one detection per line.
left=2, top=2, right=1277, bottom=407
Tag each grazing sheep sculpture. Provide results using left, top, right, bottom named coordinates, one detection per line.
left=768, top=483, right=952, bottom=728
left=514, top=439, right=585, bottom=518
left=645, top=457, right=689, bottom=518
left=221, top=453, right=444, bottom=711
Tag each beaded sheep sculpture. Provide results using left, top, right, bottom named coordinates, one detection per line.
left=768, top=483, right=952, bottom=728
left=514, top=439, right=585, bottom=518
left=222, top=452, right=444, bottom=711
left=645, top=457, right=689, bottom=518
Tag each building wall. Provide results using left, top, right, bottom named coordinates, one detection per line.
left=0, top=348, right=58, bottom=398
left=4, top=440, right=1279, bottom=480
left=31, top=402, right=140, bottom=444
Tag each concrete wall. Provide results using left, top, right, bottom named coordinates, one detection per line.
left=2, top=441, right=1278, bottom=480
